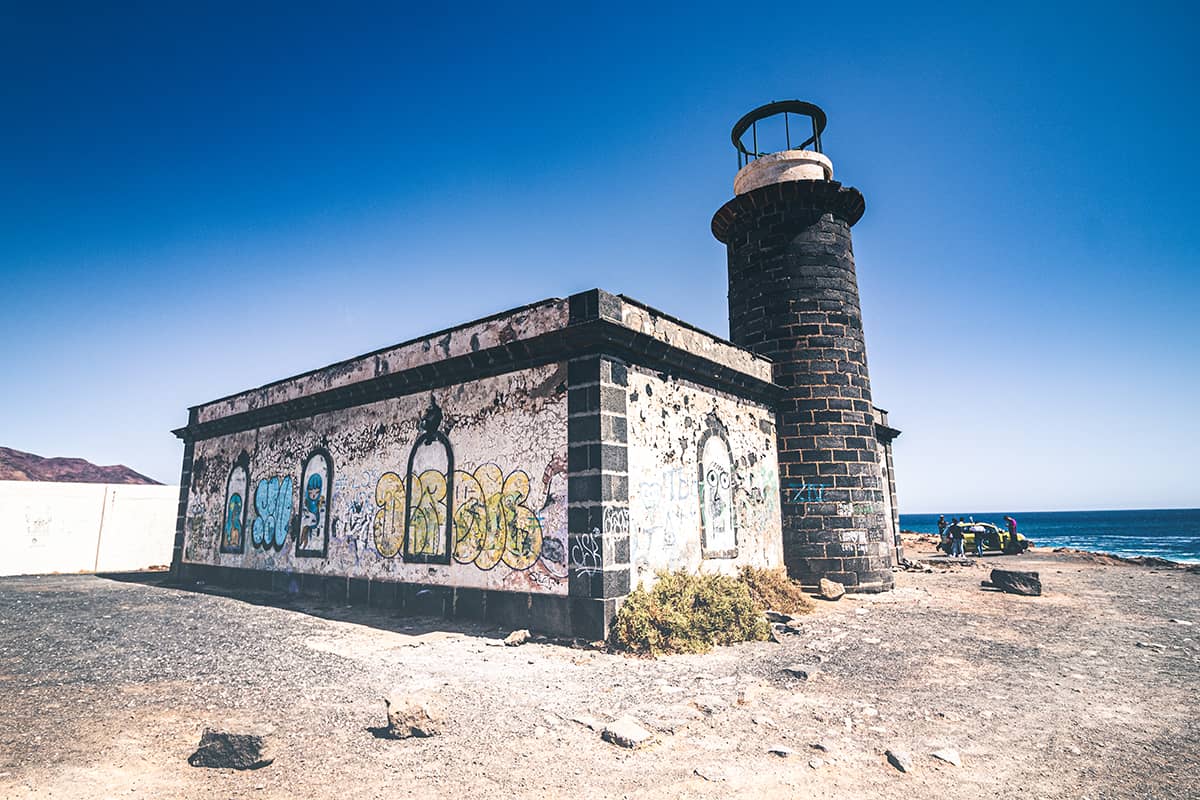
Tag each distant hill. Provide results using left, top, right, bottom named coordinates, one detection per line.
left=0, top=446, right=162, bottom=485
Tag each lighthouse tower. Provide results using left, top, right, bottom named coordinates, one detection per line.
left=711, top=101, right=895, bottom=592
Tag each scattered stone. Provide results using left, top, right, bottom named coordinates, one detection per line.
left=809, top=741, right=831, bottom=753
left=809, top=758, right=825, bottom=769
left=768, top=745, right=795, bottom=757
left=1066, top=745, right=1082, bottom=756
left=693, top=767, right=724, bottom=782
left=503, top=629, right=531, bottom=647
left=691, top=695, right=726, bottom=715
left=601, top=716, right=654, bottom=749
left=983, top=569, right=1042, bottom=596
left=1169, top=619, right=1194, bottom=626
left=187, top=728, right=273, bottom=770
left=1136, top=641, right=1166, bottom=650
left=637, top=703, right=704, bottom=734
left=819, top=578, right=845, bottom=601
left=931, top=748, right=961, bottom=767
left=383, top=692, right=442, bottom=739
left=783, top=663, right=817, bottom=681
left=570, top=714, right=602, bottom=731
left=886, top=749, right=913, bottom=773
left=752, top=715, right=777, bottom=728
left=764, top=610, right=792, bottom=623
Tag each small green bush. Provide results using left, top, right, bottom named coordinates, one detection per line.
left=609, top=570, right=769, bottom=655
left=739, top=565, right=814, bottom=616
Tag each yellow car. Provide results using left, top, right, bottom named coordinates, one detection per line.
left=938, top=522, right=1029, bottom=555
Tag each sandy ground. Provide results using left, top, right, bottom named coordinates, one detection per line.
left=1, top=544, right=1198, bottom=800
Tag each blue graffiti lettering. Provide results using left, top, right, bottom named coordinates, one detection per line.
left=252, top=476, right=293, bottom=550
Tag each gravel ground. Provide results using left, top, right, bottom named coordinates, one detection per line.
left=1, top=546, right=1197, bottom=799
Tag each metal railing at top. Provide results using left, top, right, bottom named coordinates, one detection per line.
left=732, top=100, right=827, bottom=169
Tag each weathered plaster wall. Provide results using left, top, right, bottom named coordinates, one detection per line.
left=1, top=481, right=177, bottom=576
left=195, top=299, right=569, bottom=425
left=617, top=297, right=774, bottom=383
left=625, top=366, right=782, bottom=586
left=183, top=363, right=569, bottom=595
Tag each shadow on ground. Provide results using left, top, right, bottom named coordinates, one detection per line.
left=95, top=570, right=516, bottom=642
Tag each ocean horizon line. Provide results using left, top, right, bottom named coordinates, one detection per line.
left=903, top=507, right=1200, bottom=516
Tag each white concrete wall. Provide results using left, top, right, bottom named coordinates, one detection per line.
left=0, top=480, right=178, bottom=576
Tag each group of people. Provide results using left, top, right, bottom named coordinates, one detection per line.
left=936, top=514, right=1020, bottom=557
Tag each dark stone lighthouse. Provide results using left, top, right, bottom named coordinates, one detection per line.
left=712, top=101, right=896, bottom=592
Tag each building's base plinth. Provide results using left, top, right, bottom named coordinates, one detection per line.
left=175, top=563, right=613, bottom=640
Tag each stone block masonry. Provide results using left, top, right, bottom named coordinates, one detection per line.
left=713, top=180, right=895, bottom=592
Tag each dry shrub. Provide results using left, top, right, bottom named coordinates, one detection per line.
left=738, top=565, right=814, bottom=616
left=609, top=570, right=769, bottom=655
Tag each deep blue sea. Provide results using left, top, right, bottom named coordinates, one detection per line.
left=900, top=509, right=1200, bottom=564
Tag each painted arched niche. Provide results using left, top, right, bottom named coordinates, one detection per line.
left=220, top=452, right=250, bottom=554
left=297, top=447, right=333, bottom=558
left=404, top=396, right=455, bottom=564
left=698, top=426, right=737, bottom=559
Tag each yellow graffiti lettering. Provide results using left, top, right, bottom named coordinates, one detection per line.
left=373, top=472, right=405, bottom=558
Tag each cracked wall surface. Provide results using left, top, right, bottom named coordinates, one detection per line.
left=626, top=365, right=782, bottom=587
left=182, top=363, right=569, bottom=595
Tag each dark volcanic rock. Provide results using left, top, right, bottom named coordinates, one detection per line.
left=985, top=569, right=1042, bottom=596
left=187, top=728, right=273, bottom=770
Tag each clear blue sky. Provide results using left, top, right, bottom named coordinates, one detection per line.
left=2, top=2, right=1197, bottom=512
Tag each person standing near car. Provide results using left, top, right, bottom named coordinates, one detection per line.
left=937, top=515, right=948, bottom=550
left=1005, top=515, right=1018, bottom=548
left=950, top=519, right=965, bottom=557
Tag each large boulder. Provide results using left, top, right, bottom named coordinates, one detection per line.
left=383, top=692, right=442, bottom=739
left=601, top=716, right=654, bottom=749
left=985, top=569, right=1042, bottom=596
left=818, top=578, right=845, bottom=601
left=187, top=728, right=273, bottom=770
left=503, top=629, right=531, bottom=647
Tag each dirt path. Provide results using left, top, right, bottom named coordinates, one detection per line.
left=2, top=547, right=1197, bottom=799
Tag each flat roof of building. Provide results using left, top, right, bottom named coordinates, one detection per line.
left=175, top=289, right=779, bottom=441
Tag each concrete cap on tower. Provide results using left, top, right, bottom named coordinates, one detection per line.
left=729, top=100, right=834, bottom=195
left=734, top=149, right=834, bottom=194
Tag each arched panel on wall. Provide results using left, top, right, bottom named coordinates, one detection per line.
left=220, top=451, right=250, bottom=554
left=296, top=446, right=334, bottom=558
left=251, top=474, right=293, bottom=551
left=404, top=396, right=455, bottom=564
left=698, top=421, right=737, bottom=559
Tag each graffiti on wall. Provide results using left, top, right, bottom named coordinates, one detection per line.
left=220, top=453, right=250, bottom=554
left=376, top=467, right=547, bottom=568
left=404, top=398, right=454, bottom=563
left=697, top=423, right=736, bottom=557
left=252, top=476, right=293, bottom=550
left=783, top=480, right=828, bottom=503
left=453, top=464, right=543, bottom=570
left=372, top=397, right=551, bottom=573
left=571, top=527, right=602, bottom=575
left=297, top=448, right=333, bottom=558
left=185, top=364, right=570, bottom=595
